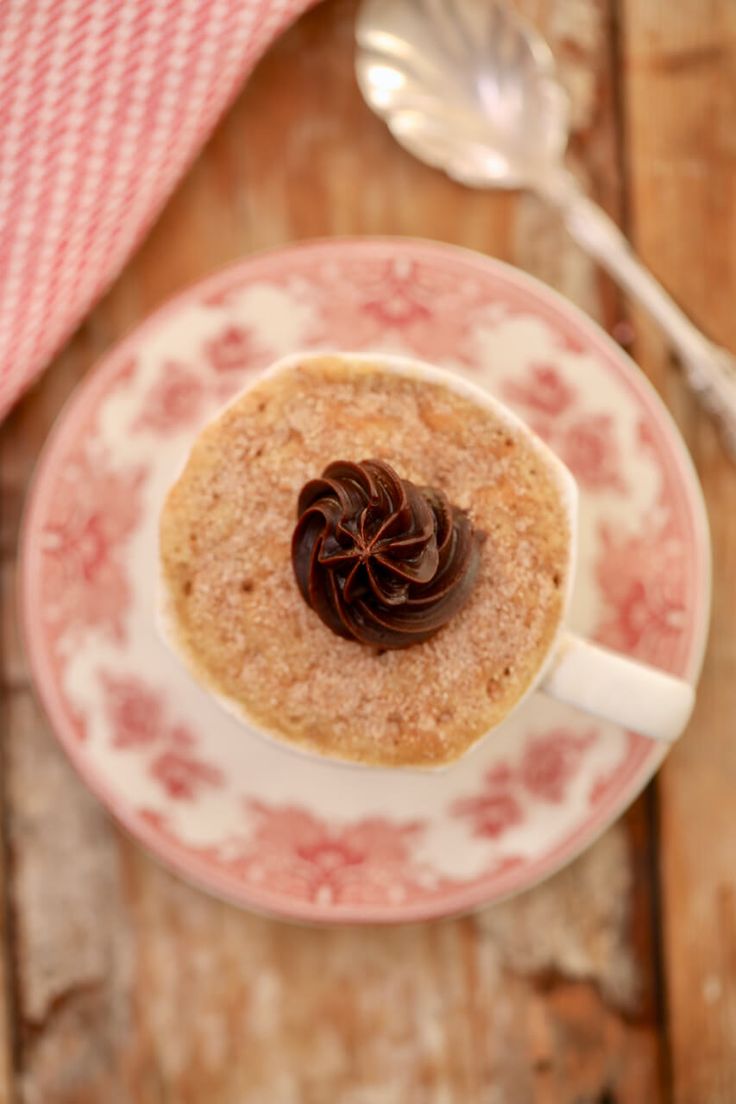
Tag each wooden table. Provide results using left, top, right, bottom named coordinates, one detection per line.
left=1, top=1, right=734, bottom=1100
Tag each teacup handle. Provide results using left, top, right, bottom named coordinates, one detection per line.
left=542, top=631, right=695, bottom=742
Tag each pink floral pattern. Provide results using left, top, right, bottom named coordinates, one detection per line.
left=558, top=415, right=626, bottom=491
left=111, top=356, right=138, bottom=389
left=587, top=758, right=634, bottom=809
left=135, top=361, right=205, bottom=433
left=22, top=240, right=707, bottom=921
left=138, top=805, right=523, bottom=909
left=151, top=751, right=224, bottom=801
left=308, top=258, right=488, bottom=365
left=503, top=362, right=626, bottom=492
left=100, top=672, right=223, bottom=801
left=595, top=523, right=688, bottom=667
left=451, top=765, right=524, bottom=839
left=239, top=803, right=425, bottom=904
left=520, top=730, right=597, bottom=803
left=452, top=730, right=597, bottom=838
left=205, top=325, right=263, bottom=374
left=503, top=364, right=626, bottom=493
left=503, top=363, right=575, bottom=417
left=40, top=449, right=146, bottom=645
left=100, top=672, right=164, bottom=748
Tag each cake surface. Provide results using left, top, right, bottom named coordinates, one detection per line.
left=160, top=356, right=570, bottom=767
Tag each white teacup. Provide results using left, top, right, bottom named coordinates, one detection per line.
left=160, top=350, right=695, bottom=760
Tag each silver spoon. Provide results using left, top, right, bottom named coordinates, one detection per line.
left=355, top=0, right=736, bottom=452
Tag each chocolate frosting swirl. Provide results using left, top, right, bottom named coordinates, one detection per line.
left=291, top=459, right=482, bottom=649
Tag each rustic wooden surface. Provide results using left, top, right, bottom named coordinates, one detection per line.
left=622, top=2, right=736, bottom=1101
left=0, top=1, right=733, bottom=1100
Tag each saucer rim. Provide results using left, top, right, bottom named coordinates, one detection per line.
left=19, top=236, right=712, bottom=923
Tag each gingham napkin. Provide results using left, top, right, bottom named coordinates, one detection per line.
left=0, top=0, right=313, bottom=420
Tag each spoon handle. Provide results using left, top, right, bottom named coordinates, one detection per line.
left=537, top=170, right=736, bottom=452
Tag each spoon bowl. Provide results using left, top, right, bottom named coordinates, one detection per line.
left=356, top=0, right=568, bottom=189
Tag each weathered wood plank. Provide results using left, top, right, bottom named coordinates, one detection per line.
left=5, top=690, right=132, bottom=1104
left=105, top=823, right=659, bottom=1104
left=1, top=702, right=661, bottom=1104
left=0, top=1, right=667, bottom=1099
left=621, top=1, right=736, bottom=1101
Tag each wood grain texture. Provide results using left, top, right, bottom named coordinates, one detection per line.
left=622, top=2, right=736, bottom=1101
left=0, top=705, right=14, bottom=1104
left=0, top=0, right=714, bottom=1098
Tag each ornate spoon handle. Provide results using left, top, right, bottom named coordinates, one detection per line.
left=538, top=169, right=736, bottom=453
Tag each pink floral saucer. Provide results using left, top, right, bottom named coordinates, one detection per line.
left=21, top=239, right=710, bottom=923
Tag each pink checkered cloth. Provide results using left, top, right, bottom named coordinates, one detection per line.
left=0, top=0, right=313, bottom=420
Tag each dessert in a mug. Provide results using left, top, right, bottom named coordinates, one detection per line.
left=159, top=353, right=570, bottom=767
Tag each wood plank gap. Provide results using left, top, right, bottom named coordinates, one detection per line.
left=608, top=0, right=633, bottom=234
left=608, top=2, right=673, bottom=1097
left=643, top=784, right=674, bottom=1102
